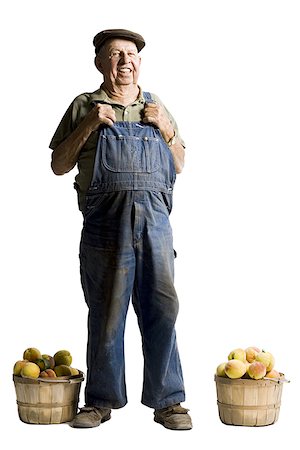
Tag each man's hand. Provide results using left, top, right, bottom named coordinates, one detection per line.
left=51, top=104, right=116, bottom=175
left=142, top=102, right=185, bottom=174
left=142, top=103, right=174, bottom=143
left=85, top=103, right=117, bottom=130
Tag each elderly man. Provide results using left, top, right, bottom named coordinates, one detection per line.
left=50, top=29, right=192, bottom=430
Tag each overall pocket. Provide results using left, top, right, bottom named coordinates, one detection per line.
left=101, top=134, right=160, bottom=173
left=84, top=191, right=108, bottom=219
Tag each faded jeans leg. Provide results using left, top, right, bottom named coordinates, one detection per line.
left=132, top=216, right=185, bottom=409
left=80, top=242, right=135, bottom=409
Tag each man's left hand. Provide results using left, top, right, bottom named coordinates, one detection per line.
left=142, top=103, right=174, bottom=143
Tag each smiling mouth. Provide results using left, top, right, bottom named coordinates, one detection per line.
left=118, top=67, right=132, bottom=74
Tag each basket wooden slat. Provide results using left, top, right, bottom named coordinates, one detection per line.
left=215, top=375, right=283, bottom=426
left=13, top=372, right=84, bottom=424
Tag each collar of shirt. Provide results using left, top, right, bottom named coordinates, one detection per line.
left=88, top=85, right=145, bottom=107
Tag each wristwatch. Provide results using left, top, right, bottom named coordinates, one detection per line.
left=167, top=132, right=177, bottom=147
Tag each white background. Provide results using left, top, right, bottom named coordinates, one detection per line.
left=1, top=0, right=299, bottom=448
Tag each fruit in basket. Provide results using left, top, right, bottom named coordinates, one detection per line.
left=245, top=346, right=261, bottom=363
left=21, top=362, right=40, bottom=378
left=54, top=350, right=72, bottom=366
left=255, top=351, right=275, bottom=372
left=54, top=365, right=73, bottom=377
left=215, top=346, right=283, bottom=381
left=23, top=348, right=42, bottom=362
left=247, top=361, right=267, bottom=380
left=216, top=363, right=227, bottom=377
left=14, top=348, right=82, bottom=381
left=228, top=348, right=246, bottom=362
left=13, top=360, right=28, bottom=376
left=42, top=354, right=55, bottom=369
left=40, top=369, right=57, bottom=378
left=225, top=360, right=247, bottom=379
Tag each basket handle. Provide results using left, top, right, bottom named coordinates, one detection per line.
left=264, top=376, right=290, bottom=384
left=36, top=374, right=85, bottom=384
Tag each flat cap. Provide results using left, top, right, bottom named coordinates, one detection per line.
left=93, top=29, right=146, bottom=54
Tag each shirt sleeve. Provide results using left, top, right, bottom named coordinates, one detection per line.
left=49, top=94, right=90, bottom=149
left=49, top=102, right=75, bottom=150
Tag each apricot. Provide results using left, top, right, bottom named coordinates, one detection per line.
left=247, top=361, right=267, bottom=380
left=228, top=348, right=246, bottom=362
left=23, top=348, right=42, bottom=362
left=54, top=350, right=72, bottom=366
left=225, top=360, right=247, bottom=379
left=54, top=365, right=72, bottom=377
left=256, top=351, right=275, bottom=372
left=265, top=369, right=280, bottom=379
left=245, top=346, right=261, bottom=363
left=216, top=363, right=227, bottom=377
left=13, top=360, right=28, bottom=376
left=21, top=362, right=40, bottom=378
left=40, top=369, right=57, bottom=378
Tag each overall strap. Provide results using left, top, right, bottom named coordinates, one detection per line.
left=143, top=92, right=154, bottom=103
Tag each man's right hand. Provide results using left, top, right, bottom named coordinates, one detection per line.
left=51, top=104, right=116, bottom=175
left=86, top=103, right=116, bottom=130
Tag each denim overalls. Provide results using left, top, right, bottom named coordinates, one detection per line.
left=79, top=92, right=185, bottom=410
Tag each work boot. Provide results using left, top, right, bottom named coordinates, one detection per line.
left=154, top=403, right=192, bottom=430
left=71, top=406, right=111, bottom=428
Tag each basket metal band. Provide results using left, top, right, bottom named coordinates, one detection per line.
left=17, top=400, right=76, bottom=408
left=217, top=400, right=281, bottom=410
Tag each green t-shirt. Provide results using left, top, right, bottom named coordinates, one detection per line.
left=49, top=86, right=184, bottom=211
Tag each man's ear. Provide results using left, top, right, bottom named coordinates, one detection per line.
left=94, top=55, right=103, bottom=73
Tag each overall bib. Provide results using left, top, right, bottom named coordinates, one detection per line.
left=79, top=93, right=185, bottom=409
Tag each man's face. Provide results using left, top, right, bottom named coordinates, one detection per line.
left=96, top=38, right=141, bottom=87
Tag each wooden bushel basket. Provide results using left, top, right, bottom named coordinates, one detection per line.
left=215, top=375, right=284, bottom=426
left=13, top=371, right=84, bottom=424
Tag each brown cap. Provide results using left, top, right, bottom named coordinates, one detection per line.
left=93, top=29, right=145, bottom=54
